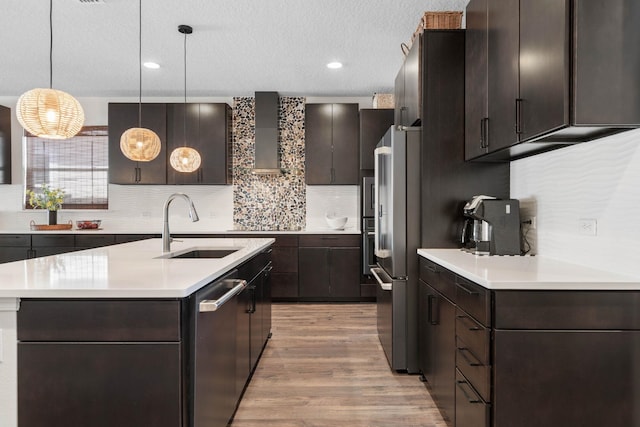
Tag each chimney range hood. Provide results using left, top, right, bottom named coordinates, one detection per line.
left=253, top=91, right=282, bottom=175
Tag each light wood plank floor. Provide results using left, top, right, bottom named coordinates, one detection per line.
left=231, top=303, right=447, bottom=427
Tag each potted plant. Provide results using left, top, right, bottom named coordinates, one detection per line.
left=26, top=185, right=65, bottom=225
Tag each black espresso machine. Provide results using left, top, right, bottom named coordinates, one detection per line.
left=461, top=195, right=521, bottom=255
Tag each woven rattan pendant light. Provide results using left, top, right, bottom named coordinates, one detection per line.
left=119, top=0, right=161, bottom=162
left=16, top=0, right=85, bottom=140
left=170, top=25, right=201, bottom=173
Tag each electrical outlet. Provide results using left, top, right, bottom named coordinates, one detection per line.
left=578, top=218, right=597, bottom=236
left=523, top=216, right=537, bottom=229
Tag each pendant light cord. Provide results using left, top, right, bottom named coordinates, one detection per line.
left=49, top=0, right=53, bottom=89
left=183, top=29, right=187, bottom=147
left=138, top=0, right=142, bottom=128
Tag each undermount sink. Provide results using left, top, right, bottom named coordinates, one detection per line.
left=156, top=248, right=241, bottom=259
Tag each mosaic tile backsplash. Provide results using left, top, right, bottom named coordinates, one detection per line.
left=232, top=97, right=306, bottom=230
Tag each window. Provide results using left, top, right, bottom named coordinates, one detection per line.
left=24, top=126, right=109, bottom=209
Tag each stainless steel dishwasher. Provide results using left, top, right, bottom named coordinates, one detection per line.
left=192, top=269, right=247, bottom=427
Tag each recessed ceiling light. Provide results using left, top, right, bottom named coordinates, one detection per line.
left=326, top=62, right=343, bottom=69
left=143, top=62, right=160, bottom=69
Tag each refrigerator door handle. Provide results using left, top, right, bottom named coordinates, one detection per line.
left=374, top=146, right=392, bottom=258
left=371, top=267, right=393, bottom=291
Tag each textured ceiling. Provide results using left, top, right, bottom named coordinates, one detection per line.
left=1, top=0, right=468, bottom=98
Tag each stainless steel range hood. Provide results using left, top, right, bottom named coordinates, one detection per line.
left=253, top=91, right=282, bottom=175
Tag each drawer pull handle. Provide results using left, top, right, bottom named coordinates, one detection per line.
left=458, top=347, right=482, bottom=367
left=424, top=264, right=438, bottom=273
left=456, top=379, right=482, bottom=404
left=457, top=283, right=480, bottom=296
left=457, top=314, right=482, bottom=331
left=428, top=295, right=439, bottom=325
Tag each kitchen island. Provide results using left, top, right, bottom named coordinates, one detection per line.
left=0, top=237, right=274, bottom=427
left=417, top=249, right=640, bottom=427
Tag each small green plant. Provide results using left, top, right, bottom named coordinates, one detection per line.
left=26, top=185, right=65, bottom=211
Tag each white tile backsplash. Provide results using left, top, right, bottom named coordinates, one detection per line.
left=305, top=185, right=359, bottom=231
left=511, top=128, right=640, bottom=277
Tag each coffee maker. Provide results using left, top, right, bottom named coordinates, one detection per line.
left=461, top=195, right=521, bottom=255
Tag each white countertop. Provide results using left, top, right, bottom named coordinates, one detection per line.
left=417, top=248, right=640, bottom=290
left=0, top=238, right=274, bottom=298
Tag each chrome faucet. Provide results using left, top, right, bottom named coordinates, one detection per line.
left=162, top=193, right=199, bottom=252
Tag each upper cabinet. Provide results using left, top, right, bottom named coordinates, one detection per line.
left=359, top=109, right=394, bottom=172
left=108, top=103, right=167, bottom=184
left=108, top=102, right=231, bottom=185
left=0, top=105, right=11, bottom=184
left=395, top=41, right=421, bottom=128
left=305, top=103, right=359, bottom=185
left=465, top=0, right=640, bottom=162
left=166, top=103, right=232, bottom=185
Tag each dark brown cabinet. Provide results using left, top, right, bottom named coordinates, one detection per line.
left=17, top=249, right=272, bottom=427
left=305, top=103, right=359, bottom=184
left=418, top=260, right=457, bottom=425
left=108, top=103, right=167, bottom=184
left=0, top=104, right=11, bottom=184
left=395, top=39, right=421, bottom=127
left=0, top=234, right=30, bottom=263
left=359, top=108, right=394, bottom=172
left=419, top=255, right=640, bottom=427
left=18, top=299, right=183, bottom=427
left=298, top=235, right=360, bottom=300
left=466, top=0, right=640, bottom=161
left=166, top=103, right=232, bottom=185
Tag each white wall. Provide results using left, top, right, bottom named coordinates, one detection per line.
left=511, top=129, right=640, bottom=277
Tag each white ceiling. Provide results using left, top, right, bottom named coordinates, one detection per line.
left=1, top=0, right=468, bottom=98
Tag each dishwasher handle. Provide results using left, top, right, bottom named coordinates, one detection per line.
left=199, top=279, right=247, bottom=312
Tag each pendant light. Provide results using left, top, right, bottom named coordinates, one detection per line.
left=170, top=25, right=201, bottom=173
left=16, top=0, right=85, bottom=140
left=119, top=0, right=161, bottom=162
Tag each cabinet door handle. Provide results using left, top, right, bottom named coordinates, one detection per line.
left=480, top=117, right=489, bottom=148
left=458, top=347, right=482, bottom=367
left=134, top=167, right=142, bottom=183
left=428, top=295, right=439, bottom=325
left=515, top=98, right=523, bottom=135
left=456, top=379, right=482, bottom=404
left=424, top=264, right=438, bottom=274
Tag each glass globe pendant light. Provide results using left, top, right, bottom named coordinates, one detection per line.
left=119, top=0, right=161, bottom=162
left=170, top=25, right=201, bottom=173
left=16, top=0, right=85, bottom=139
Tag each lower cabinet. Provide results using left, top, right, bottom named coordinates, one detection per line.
left=0, top=234, right=31, bottom=263
left=17, top=248, right=272, bottom=427
left=418, top=272, right=456, bottom=425
left=298, top=235, right=360, bottom=300
left=419, top=256, right=640, bottom=427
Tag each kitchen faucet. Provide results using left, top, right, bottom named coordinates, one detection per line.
left=163, top=193, right=199, bottom=252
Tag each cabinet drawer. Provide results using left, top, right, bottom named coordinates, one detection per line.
left=299, top=234, right=359, bottom=247
left=456, top=308, right=490, bottom=364
left=455, top=369, right=490, bottom=427
left=0, top=234, right=31, bottom=247
left=456, top=336, right=491, bottom=402
left=75, top=234, right=116, bottom=248
left=494, top=290, right=640, bottom=330
left=456, top=276, right=491, bottom=327
left=32, top=234, right=75, bottom=247
left=419, top=258, right=456, bottom=301
left=18, top=299, right=181, bottom=342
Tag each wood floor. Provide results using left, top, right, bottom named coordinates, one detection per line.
left=231, top=303, right=447, bottom=427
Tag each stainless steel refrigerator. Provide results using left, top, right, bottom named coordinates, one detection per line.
left=371, top=125, right=421, bottom=372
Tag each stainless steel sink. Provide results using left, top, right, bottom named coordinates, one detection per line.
left=170, top=249, right=238, bottom=259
